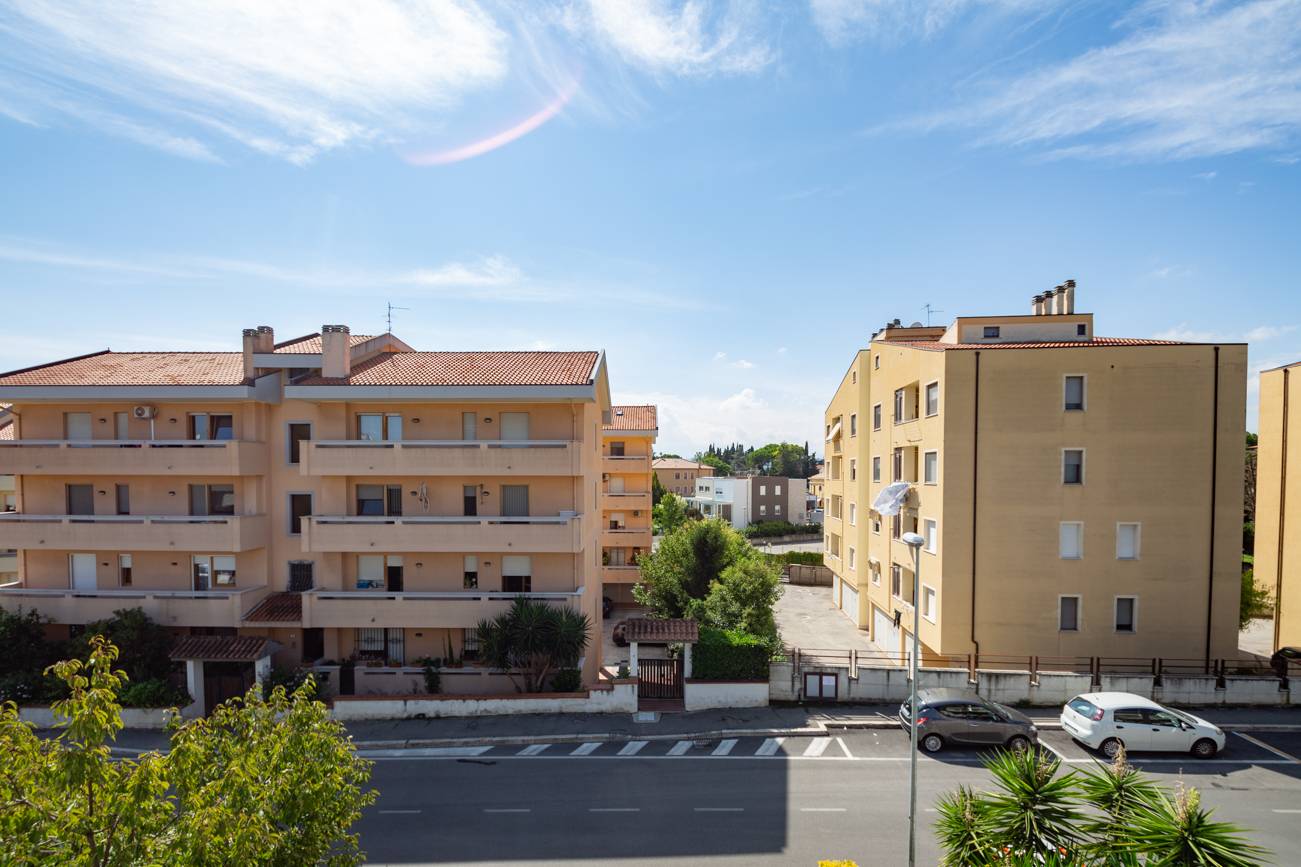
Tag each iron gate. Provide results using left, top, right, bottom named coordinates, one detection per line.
left=638, top=658, right=683, bottom=700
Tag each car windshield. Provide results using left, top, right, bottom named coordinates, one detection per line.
left=1166, top=708, right=1197, bottom=726
left=985, top=702, right=1013, bottom=720
left=1067, top=697, right=1097, bottom=717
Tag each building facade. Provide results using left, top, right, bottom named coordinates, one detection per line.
left=652, top=457, right=714, bottom=497
left=689, top=475, right=809, bottom=529
left=822, top=285, right=1246, bottom=665
left=1256, top=361, right=1301, bottom=652
left=0, top=325, right=615, bottom=704
left=601, top=406, right=657, bottom=605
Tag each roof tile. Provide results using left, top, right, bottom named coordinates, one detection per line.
left=605, top=405, right=657, bottom=431
left=903, top=337, right=1198, bottom=351
left=0, top=352, right=247, bottom=387
left=274, top=333, right=376, bottom=353
left=295, top=351, right=599, bottom=387
left=622, top=618, right=700, bottom=643
left=169, top=634, right=271, bottom=662
left=243, top=592, right=303, bottom=623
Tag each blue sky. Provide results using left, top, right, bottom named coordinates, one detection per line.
left=1, top=0, right=1298, bottom=456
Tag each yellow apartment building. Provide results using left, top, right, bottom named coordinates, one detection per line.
left=823, top=284, right=1246, bottom=666
left=1256, top=361, right=1301, bottom=652
left=653, top=457, right=714, bottom=497
left=600, top=406, right=657, bottom=605
left=0, top=325, right=615, bottom=707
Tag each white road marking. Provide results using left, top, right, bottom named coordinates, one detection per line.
left=484, top=808, right=531, bottom=813
left=517, top=744, right=550, bottom=756
left=755, top=737, right=785, bottom=756
left=1235, top=732, right=1300, bottom=763
left=800, top=807, right=846, bottom=813
left=668, top=740, right=694, bottom=756
left=712, top=738, right=738, bottom=756
left=618, top=740, right=649, bottom=756
left=378, top=809, right=421, bottom=814
left=695, top=807, right=744, bottom=812
left=363, top=746, right=493, bottom=758
left=1272, top=809, right=1301, bottom=814
left=836, top=736, right=852, bottom=758
left=803, top=737, right=832, bottom=757
left=571, top=742, right=601, bottom=756
left=590, top=807, right=641, bottom=813
left=1039, top=740, right=1069, bottom=761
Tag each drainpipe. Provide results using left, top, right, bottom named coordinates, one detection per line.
left=1274, top=369, right=1290, bottom=651
left=970, top=351, right=982, bottom=666
left=1205, top=346, right=1221, bottom=672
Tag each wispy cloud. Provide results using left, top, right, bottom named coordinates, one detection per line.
left=886, top=0, right=1301, bottom=162
left=1193, top=171, right=1217, bottom=181
left=1153, top=322, right=1296, bottom=343
left=569, top=0, right=773, bottom=76
left=619, top=386, right=823, bottom=455
left=810, top=0, right=1050, bottom=45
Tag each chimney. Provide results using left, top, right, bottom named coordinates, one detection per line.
left=321, top=325, right=351, bottom=379
left=1062, top=279, right=1076, bottom=315
left=1032, top=293, right=1045, bottom=316
left=254, top=325, right=274, bottom=352
left=241, top=328, right=259, bottom=380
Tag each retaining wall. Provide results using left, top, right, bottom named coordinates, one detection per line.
left=330, top=680, right=638, bottom=720
left=19, top=706, right=180, bottom=730
left=685, top=680, right=769, bottom=711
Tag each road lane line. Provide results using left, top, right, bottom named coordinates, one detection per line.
left=668, top=740, right=694, bottom=756
left=803, top=737, right=832, bottom=757
left=517, top=744, right=550, bottom=756
left=755, top=737, right=785, bottom=756
left=712, top=739, right=738, bottom=756
left=800, top=807, right=846, bottom=813
left=1272, top=809, right=1301, bottom=814
left=1236, top=732, right=1300, bottom=762
left=590, top=807, right=641, bottom=813
left=836, top=736, right=852, bottom=758
left=695, top=807, right=744, bottom=812
left=1039, top=740, right=1069, bottom=761
left=483, top=808, right=531, bottom=813
left=362, top=746, right=493, bottom=758
left=618, top=740, right=649, bottom=756
left=571, top=742, right=600, bottom=756
left=378, top=809, right=421, bottom=814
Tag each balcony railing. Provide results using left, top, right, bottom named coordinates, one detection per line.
left=0, top=582, right=266, bottom=627
left=601, top=565, right=640, bottom=583
left=300, top=514, right=584, bottom=553
left=601, top=490, right=652, bottom=508
left=599, top=527, right=651, bottom=548
left=0, top=440, right=267, bottom=475
left=602, top=454, right=651, bottom=474
left=0, top=513, right=269, bottom=552
left=301, top=587, right=583, bottom=628
left=300, top=440, right=581, bottom=477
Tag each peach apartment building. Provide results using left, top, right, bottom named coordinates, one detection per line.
left=1255, top=360, right=1301, bottom=652
left=652, top=457, right=713, bottom=497
left=0, top=325, right=616, bottom=706
left=601, top=406, right=657, bottom=605
left=822, top=283, right=1246, bottom=667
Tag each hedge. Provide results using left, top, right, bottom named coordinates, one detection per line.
left=744, top=521, right=822, bottom=539
left=692, top=627, right=771, bottom=680
left=760, top=551, right=824, bottom=567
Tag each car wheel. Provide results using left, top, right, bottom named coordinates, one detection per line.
left=1100, top=737, right=1124, bottom=759
left=1006, top=735, right=1032, bottom=753
left=921, top=733, right=944, bottom=753
left=1191, top=738, right=1218, bottom=759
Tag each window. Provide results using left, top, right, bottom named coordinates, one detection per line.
left=849, top=460, right=857, bottom=481
left=189, top=484, right=234, bottom=516
left=193, top=555, right=236, bottom=590
left=609, top=441, right=626, bottom=457
left=1063, top=449, right=1084, bottom=485
left=759, top=485, right=767, bottom=495
left=848, top=548, right=856, bottom=570
left=923, top=518, right=937, bottom=554
left=849, top=503, right=856, bottom=525
left=871, top=562, right=881, bottom=584
left=1059, top=596, right=1080, bottom=632
left=289, top=493, right=312, bottom=535
left=1059, top=522, right=1083, bottom=560
left=358, top=413, right=402, bottom=441
left=1077, top=323, right=1087, bottom=336
left=357, top=554, right=403, bottom=590
left=462, top=412, right=477, bottom=441
left=1116, top=523, right=1141, bottom=560
left=775, top=504, right=782, bottom=515
left=894, top=388, right=905, bottom=422
left=852, top=370, right=857, bottom=384
left=892, top=448, right=904, bottom=481
left=921, top=585, right=936, bottom=622
left=775, top=485, right=782, bottom=495
left=355, top=628, right=404, bottom=664
left=188, top=413, right=233, bottom=441
left=287, top=423, right=311, bottom=464
left=66, top=484, right=94, bottom=516
left=115, top=484, right=130, bottom=516
left=850, top=414, right=858, bottom=436
left=872, top=456, right=881, bottom=482
left=1113, top=708, right=1145, bottom=725
left=923, top=451, right=938, bottom=485
left=462, top=627, right=481, bottom=661
left=873, top=404, right=882, bottom=430
left=760, top=504, right=767, bottom=516
left=114, top=412, right=130, bottom=440
left=502, top=556, right=532, bottom=593
left=874, top=354, right=880, bottom=369
left=64, top=411, right=92, bottom=441
left=1115, top=597, right=1137, bottom=633
left=891, top=514, right=901, bottom=539
left=925, top=382, right=939, bottom=416
left=983, top=326, right=1000, bottom=339
left=356, top=485, right=401, bottom=517
left=872, top=516, right=881, bottom=535
left=891, top=564, right=902, bottom=599
left=118, top=554, right=132, bottom=587
left=1064, top=375, right=1085, bottom=411
left=288, top=561, right=315, bottom=592
left=501, top=485, right=530, bottom=518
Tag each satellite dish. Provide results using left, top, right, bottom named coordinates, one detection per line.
left=910, top=321, right=924, bottom=328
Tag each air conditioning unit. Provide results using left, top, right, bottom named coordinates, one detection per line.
left=633, top=510, right=641, bottom=517
left=132, top=405, right=156, bottom=420
left=601, top=473, right=609, bottom=482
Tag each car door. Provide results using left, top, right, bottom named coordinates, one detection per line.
left=1111, top=708, right=1150, bottom=751
left=930, top=704, right=969, bottom=743
left=959, top=704, right=1006, bottom=745
left=1144, top=710, right=1194, bottom=752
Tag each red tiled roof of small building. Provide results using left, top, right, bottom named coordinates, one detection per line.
left=622, top=618, right=700, bottom=643
left=243, top=592, right=303, bottom=623
left=169, top=634, right=271, bottom=662
left=0, top=351, right=248, bottom=387
left=273, top=333, right=376, bottom=353
left=902, top=337, right=1201, bottom=351
left=604, top=405, right=657, bottom=431
left=294, top=351, right=600, bottom=387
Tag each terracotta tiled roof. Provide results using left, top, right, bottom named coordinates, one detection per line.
left=0, top=351, right=248, bottom=387
left=622, top=618, right=699, bottom=643
left=273, top=333, right=376, bottom=353
left=170, top=635, right=271, bottom=662
left=295, top=351, right=599, bottom=387
left=0, top=422, right=12, bottom=441
left=605, top=405, right=657, bottom=431
left=243, top=592, right=303, bottom=623
left=902, top=337, right=1203, bottom=351
left=653, top=457, right=711, bottom=470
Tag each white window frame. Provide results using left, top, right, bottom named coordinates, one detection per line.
left=849, top=459, right=857, bottom=481
left=872, top=456, right=881, bottom=482
left=1114, top=596, right=1138, bottom=634
left=872, top=403, right=882, bottom=431
left=848, top=547, right=856, bottom=570
left=759, top=503, right=767, bottom=516
left=1059, top=521, right=1084, bottom=560
left=924, top=380, right=940, bottom=417
left=849, top=503, right=856, bottom=526
left=922, top=517, right=937, bottom=555
left=850, top=414, right=857, bottom=436
left=1058, top=594, right=1082, bottom=632
left=285, top=420, right=313, bottom=465
left=922, top=450, right=939, bottom=485
left=871, top=561, right=881, bottom=585
left=1062, top=448, right=1086, bottom=485
left=921, top=584, right=936, bottom=623
left=871, top=515, right=881, bottom=535
left=1116, top=522, right=1141, bottom=560
left=1063, top=374, right=1087, bottom=412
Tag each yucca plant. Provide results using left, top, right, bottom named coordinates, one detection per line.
left=980, top=748, right=1087, bottom=860
left=475, top=597, right=592, bottom=693
left=1125, top=783, right=1268, bottom=867
left=935, top=784, right=996, bottom=866
left=1077, top=746, right=1158, bottom=863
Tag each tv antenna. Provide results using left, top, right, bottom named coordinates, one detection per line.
left=923, top=303, right=944, bottom=326
left=385, top=302, right=410, bottom=333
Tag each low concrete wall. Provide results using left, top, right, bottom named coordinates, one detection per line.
left=685, top=680, right=769, bottom=711
left=976, top=670, right=1032, bottom=706
left=1031, top=673, right=1093, bottom=706
left=1222, top=676, right=1287, bottom=706
left=1156, top=675, right=1220, bottom=706
left=1099, top=674, right=1155, bottom=698
left=330, top=680, right=638, bottom=720
left=769, top=661, right=797, bottom=701
left=916, top=668, right=971, bottom=692
left=785, top=564, right=834, bottom=586
left=847, top=665, right=908, bottom=701
left=20, top=706, right=179, bottom=730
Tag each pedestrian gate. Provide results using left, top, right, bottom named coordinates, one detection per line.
left=638, top=658, right=683, bottom=700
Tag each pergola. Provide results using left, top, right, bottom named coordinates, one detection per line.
left=170, top=635, right=278, bottom=716
left=621, top=618, right=699, bottom=678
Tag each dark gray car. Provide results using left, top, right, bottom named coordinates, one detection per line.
left=898, top=687, right=1039, bottom=753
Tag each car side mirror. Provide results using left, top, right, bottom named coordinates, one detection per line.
left=1180, top=722, right=1193, bottom=731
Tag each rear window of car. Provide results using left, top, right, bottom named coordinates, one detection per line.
left=1067, top=697, right=1097, bottom=717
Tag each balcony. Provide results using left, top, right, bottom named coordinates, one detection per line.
left=300, top=440, right=581, bottom=477
left=0, top=440, right=267, bottom=476
left=600, top=527, right=651, bottom=548
left=601, top=565, right=641, bottom=584
left=0, top=582, right=267, bottom=627
left=602, top=454, right=650, bottom=475
left=301, top=588, right=583, bottom=629
left=0, top=514, right=269, bottom=552
left=601, top=490, right=652, bottom=510
left=300, top=514, right=584, bottom=553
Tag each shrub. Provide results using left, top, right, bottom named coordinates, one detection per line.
left=550, top=668, right=583, bottom=692
left=421, top=662, right=441, bottom=695
left=743, top=521, right=821, bottom=539
left=117, top=678, right=190, bottom=708
left=265, top=666, right=323, bottom=701
left=692, top=627, right=771, bottom=680
left=760, top=550, right=824, bottom=567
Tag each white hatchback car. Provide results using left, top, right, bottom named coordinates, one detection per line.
left=1060, top=692, right=1226, bottom=759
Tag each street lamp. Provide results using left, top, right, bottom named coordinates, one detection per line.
left=900, top=529, right=926, bottom=867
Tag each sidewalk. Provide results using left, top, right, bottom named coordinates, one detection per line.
left=94, top=703, right=1301, bottom=754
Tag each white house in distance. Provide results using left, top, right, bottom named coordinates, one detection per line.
left=689, top=476, right=809, bottom=529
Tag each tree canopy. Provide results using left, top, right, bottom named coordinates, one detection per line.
left=694, top=441, right=819, bottom=478
left=652, top=491, right=689, bottom=534
left=475, top=597, right=591, bottom=693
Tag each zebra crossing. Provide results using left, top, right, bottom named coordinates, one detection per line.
left=365, top=736, right=859, bottom=761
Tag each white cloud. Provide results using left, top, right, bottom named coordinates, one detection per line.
left=810, top=0, right=1048, bottom=45
left=572, top=0, right=773, bottom=76
left=890, top=0, right=1301, bottom=162
left=1193, top=171, right=1217, bottom=180
left=0, top=0, right=510, bottom=163
left=1153, top=322, right=1296, bottom=343
left=619, top=386, right=824, bottom=456
left=1245, top=325, right=1299, bottom=342
left=401, top=256, right=524, bottom=288
left=730, top=358, right=755, bottom=369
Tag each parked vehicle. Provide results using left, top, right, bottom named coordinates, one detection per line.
left=1060, top=692, right=1225, bottom=759
left=612, top=620, right=628, bottom=648
left=898, top=688, right=1038, bottom=753
left=1270, top=646, right=1301, bottom=679
left=602, top=595, right=614, bottom=619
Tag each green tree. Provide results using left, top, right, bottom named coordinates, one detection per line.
left=695, top=452, right=732, bottom=476
left=0, top=607, right=64, bottom=703
left=475, top=597, right=592, bottom=693
left=699, top=558, right=783, bottom=640
left=0, top=635, right=377, bottom=866
left=634, top=519, right=752, bottom=618
left=652, top=471, right=668, bottom=505
left=652, top=491, right=689, bottom=534
left=68, top=606, right=175, bottom=683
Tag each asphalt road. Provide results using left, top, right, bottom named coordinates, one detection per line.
left=355, top=729, right=1301, bottom=865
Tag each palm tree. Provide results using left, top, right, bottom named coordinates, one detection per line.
left=1125, top=783, right=1268, bottom=866
left=475, top=597, right=591, bottom=693
left=1076, top=745, right=1157, bottom=863
left=980, top=748, right=1086, bottom=860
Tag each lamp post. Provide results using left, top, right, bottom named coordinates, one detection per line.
left=900, top=530, right=926, bottom=867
